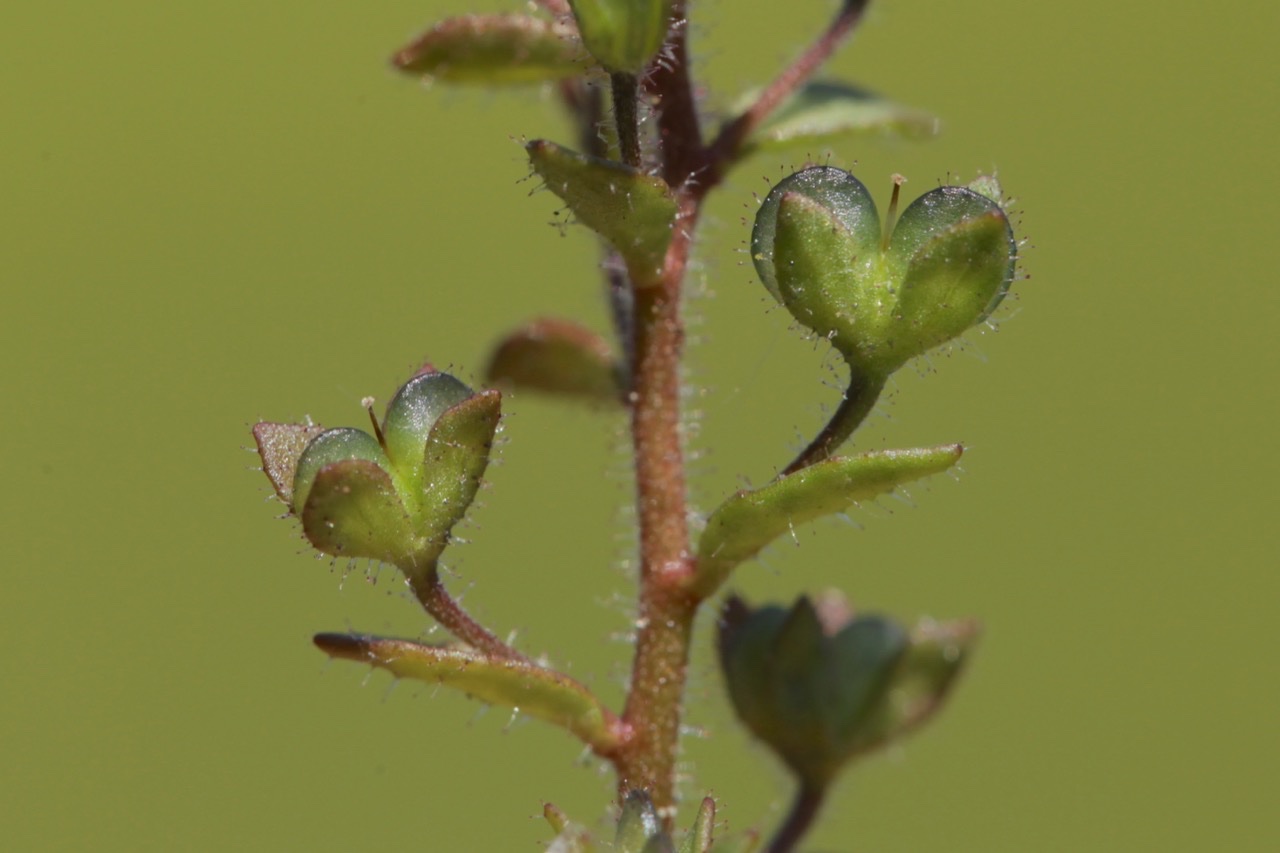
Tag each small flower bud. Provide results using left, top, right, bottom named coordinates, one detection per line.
left=253, top=369, right=500, bottom=577
left=718, top=592, right=976, bottom=791
left=751, top=165, right=1017, bottom=380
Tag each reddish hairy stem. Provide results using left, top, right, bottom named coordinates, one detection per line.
left=614, top=194, right=701, bottom=817
left=645, top=3, right=704, bottom=187
left=612, top=0, right=867, bottom=821
left=607, top=2, right=707, bottom=819
left=701, top=0, right=871, bottom=192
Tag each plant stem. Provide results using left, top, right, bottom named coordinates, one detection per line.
left=645, top=2, right=703, bottom=187
left=612, top=0, right=868, bottom=821
left=406, top=571, right=530, bottom=663
left=615, top=205, right=699, bottom=817
left=702, top=0, right=871, bottom=190
left=609, top=1, right=706, bottom=821
left=781, top=367, right=885, bottom=476
left=766, top=784, right=827, bottom=853
left=605, top=256, right=635, bottom=376
left=611, top=72, right=643, bottom=168
left=610, top=0, right=876, bottom=805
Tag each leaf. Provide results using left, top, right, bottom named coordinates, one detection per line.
left=485, top=318, right=622, bottom=404
left=544, top=802, right=597, bottom=851
left=313, top=633, right=622, bottom=753
left=527, top=140, right=677, bottom=287
left=718, top=598, right=904, bottom=770
left=678, top=797, right=716, bottom=853
left=716, top=596, right=972, bottom=790
left=380, top=371, right=475, bottom=497
left=719, top=598, right=907, bottom=787
left=852, top=618, right=979, bottom=754
left=751, top=165, right=880, bottom=303
left=392, top=14, right=586, bottom=85
left=568, top=0, right=673, bottom=73
left=252, top=421, right=326, bottom=504
left=544, top=803, right=572, bottom=835
left=291, top=427, right=390, bottom=516
left=299, top=458, right=415, bottom=565
left=616, top=790, right=662, bottom=852
left=887, top=184, right=1008, bottom=269
left=770, top=191, right=882, bottom=350
left=693, top=446, right=964, bottom=597
left=737, top=80, right=938, bottom=156
left=416, top=390, right=502, bottom=560
left=890, top=187, right=1018, bottom=329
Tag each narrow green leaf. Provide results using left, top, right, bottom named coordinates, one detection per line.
left=527, top=140, right=677, bottom=287
left=252, top=421, right=325, bottom=505
left=313, top=633, right=621, bottom=753
left=738, top=81, right=938, bottom=155
left=678, top=797, right=716, bottom=853
left=392, top=14, right=586, bottom=85
left=694, top=446, right=963, bottom=597
left=485, top=318, right=622, bottom=404
left=544, top=803, right=572, bottom=835
left=543, top=803, right=597, bottom=851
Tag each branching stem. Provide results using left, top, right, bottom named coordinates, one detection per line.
left=615, top=196, right=700, bottom=818
left=608, top=0, right=871, bottom=826
left=702, top=0, right=871, bottom=191
left=645, top=5, right=703, bottom=187
left=605, top=3, right=710, bottom=822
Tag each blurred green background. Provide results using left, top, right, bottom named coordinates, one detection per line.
left=3, top=0, right=1276, bottom=849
